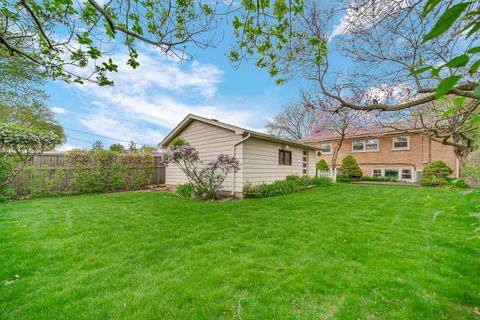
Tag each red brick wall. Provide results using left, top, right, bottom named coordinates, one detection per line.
left=308, top=133, right=458, bottom=178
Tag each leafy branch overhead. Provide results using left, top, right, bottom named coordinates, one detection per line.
left=0, top=0, right=314, bottom=86
left=415, top=0, right=480, bottom=100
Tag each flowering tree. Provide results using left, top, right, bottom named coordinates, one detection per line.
left=0, top=123, right=62, bottom=197
left=160, top=142, right=240, bottom=200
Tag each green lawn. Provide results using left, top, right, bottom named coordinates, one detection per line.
left=1, top=184, right=479, bottom=319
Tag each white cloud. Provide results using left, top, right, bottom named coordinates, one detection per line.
left=55, top=143, right=79, bottom=151
left=51, top=107, right=69, bottom=114
left=72, top=49, right=264, bottom=146
left=363, top=83, right=413, bottom=104
left=329, top=0, right=410, bottom=40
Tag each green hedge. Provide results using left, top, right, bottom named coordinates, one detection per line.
left=19, top=150, right=154, bottom=198
left=244, top=175, right=332, bottom=198
left=362, top=176, right=399, bottom=182
left=66, top=150, right=153, bottom=193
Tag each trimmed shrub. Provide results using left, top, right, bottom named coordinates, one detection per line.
left=340, top=155, right=362, bottom=178
left=316, top=159, right=329, bottom=171
left=423, top=160, right=453, bottom=179
left=243, top=180, right=300, bottom=198
left=311, top=176, right=332, bottom=187
left=176, top=183, right=193, bottom=198
left=420, top=160, right=453, bottom=187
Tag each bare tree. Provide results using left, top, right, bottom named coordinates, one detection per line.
left=310, top=0, right=479, bottom=112
left=305, top=95, right=372, bottom=169
left=266, top=101, right=320, bottom=140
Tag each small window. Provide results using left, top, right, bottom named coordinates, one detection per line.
left=384, top=169, right=399, bottom=178
left=373, top=169, right=382, bottom=177
left=320, top=143, right=332, bottom=154
left=366, top=139, right=379, bottom=151
left=393, top=136, right=409, bottom=149
left=352, top=140, right=364, bottom=151
left=401, top=169, right=412, bottom=180
left=302, top=151, right=307, bottom=156
left=279, top=150, right=292, bottom=165
left=303, top=169, right=307, bottom=175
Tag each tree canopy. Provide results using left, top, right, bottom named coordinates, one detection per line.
left=0, top=0, right=320, bottom=86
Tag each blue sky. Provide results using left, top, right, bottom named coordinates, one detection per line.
left=46, top=16, right=345, bottom=150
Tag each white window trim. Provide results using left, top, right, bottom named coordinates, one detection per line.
left=370, top=168, right=414, bottom=181
left=352, top=139, right=379, bottom=153
left=392, top=136, right=410, bottom=150
left=320, top=143, right=333, bottom=154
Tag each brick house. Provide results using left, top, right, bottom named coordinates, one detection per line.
left=301, top=125, right=459, bottom=182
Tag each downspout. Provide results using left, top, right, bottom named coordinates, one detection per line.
left=232, top=133, right=251, bottom=197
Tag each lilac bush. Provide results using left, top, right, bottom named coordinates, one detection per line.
left=0, top=124, right=63, bottom=200
left=160, top=142, right=240, bottom=200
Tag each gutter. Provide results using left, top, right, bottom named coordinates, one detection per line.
left=232, top=133, right=251, bottom=196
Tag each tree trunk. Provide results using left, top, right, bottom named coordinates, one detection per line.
left=454, top=147, right=469, bottom=178
left=331, top=137, right=345, bottom=170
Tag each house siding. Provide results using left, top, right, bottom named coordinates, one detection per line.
left=165, top=120, right=243, bottom=191
left=308, top=133, right=458, bottom=179
left=242, top=138, right=315, bottom=187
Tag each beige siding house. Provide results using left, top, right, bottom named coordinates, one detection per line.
left=159, top=114, right=319, bottom=197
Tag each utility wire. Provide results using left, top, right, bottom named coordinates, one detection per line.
left=64, top=127, right=154, bottom=147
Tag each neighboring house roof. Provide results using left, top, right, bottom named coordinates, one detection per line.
left=301, top=122, right=420, bottom=143
left=159, top=114, right=320, bottom=150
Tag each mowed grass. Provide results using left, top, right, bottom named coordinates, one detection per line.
left=0, top=184, right=479, bottom=319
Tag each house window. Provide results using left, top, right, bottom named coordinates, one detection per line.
left=401, top=169, right=412, bottom=180
left=352, top=140, right=364, bottom=151
left=366, top=139, right=379, bottom=151
left=373, top=169, right=382, bottom=177
left=352, top=139, right=379, bottom=152
left=320, top=143, right=332, bottom=154
left=384, top=169, right=399, bottom=178
left=393, top=136, right=409, bottom=149
left=279, top=150, right=292, bottom=165
left=302, top=150, right=308, bottom=175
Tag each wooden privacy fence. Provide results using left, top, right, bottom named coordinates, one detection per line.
left=11, top=152, right=165, bottom=195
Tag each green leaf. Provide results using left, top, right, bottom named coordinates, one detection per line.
left=467, top=46, right=480, bottom=54
left=444, top=54, right=470, bottom=68
left=409, top=66, right=433, bottom=76
left=441, top=107, right=457, bottom=118
left=431, top=68, right=441, bottom=77
left=470, top=59, right=480, bottom=74
left=467, top=21, right=480, bottom=38
left=435, top=75, right=461, bottom=98
left=453, top=97, right=466, bottom=106
left=422, top=0, right=442, bottom=18
left=423, top=2, right=470, bottom=42
left=474, top=85, right=480, bottom=98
